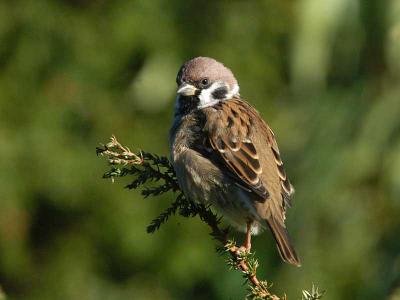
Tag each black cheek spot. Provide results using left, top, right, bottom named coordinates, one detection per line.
left=211, top=87, right=228, bottom=99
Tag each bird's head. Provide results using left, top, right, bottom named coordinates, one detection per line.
left=175, top=57, right=239, bottom=115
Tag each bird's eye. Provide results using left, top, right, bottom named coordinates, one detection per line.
left=201, top=78, right=209, bottom=86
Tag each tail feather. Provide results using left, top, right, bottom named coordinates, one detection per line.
left=267, top=217, right=301, bottom=267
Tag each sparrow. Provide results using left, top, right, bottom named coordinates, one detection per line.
left=169, top=57, right=300, bottom=266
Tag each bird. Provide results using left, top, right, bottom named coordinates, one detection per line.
left=169, top=57, right=300, bottom=266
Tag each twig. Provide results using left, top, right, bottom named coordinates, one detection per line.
left=97, top=135, right=143, bottom=165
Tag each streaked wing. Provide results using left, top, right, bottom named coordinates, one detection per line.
left=264, top=124, right=295, bottom=214
left=202, top=99, right=269, bottom=198
left=202, top=98, right=294, bottom=213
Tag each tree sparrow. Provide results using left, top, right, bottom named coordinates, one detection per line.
left=169, top=57, right=300, bottom=266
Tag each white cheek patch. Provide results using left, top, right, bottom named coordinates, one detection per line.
left=227, top=84, right=240, bottom=98
left=198, top=82, right=220, bottom=108
left=198, top=83, right=240, bottom=109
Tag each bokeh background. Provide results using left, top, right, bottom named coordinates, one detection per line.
left=1, top=0, right=400, bottom=299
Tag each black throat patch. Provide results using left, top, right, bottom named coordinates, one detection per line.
left=176, top=95, right=200, bottom=116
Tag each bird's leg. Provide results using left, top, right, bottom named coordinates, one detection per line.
left=238, top=221, right=252, bottom=253
left=244, top=221, right=252, bottom=252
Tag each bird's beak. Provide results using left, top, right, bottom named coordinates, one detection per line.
left=177, top=83, right=197, bottom=96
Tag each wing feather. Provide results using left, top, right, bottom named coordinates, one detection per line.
left=202, top=98, right=294, bottom=213
left=203, top=100, right=268, bottom=198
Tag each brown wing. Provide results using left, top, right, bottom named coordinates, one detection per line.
left=202, top=98, right=294, bottom=210
left=202, top=98, right=299, bottom=265
left=202, top=99, right=268, bottom=198
left=266, top=126, right=295, bottom=207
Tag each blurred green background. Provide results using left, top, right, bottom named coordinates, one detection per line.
left=1, top=0, right=400, bottom=299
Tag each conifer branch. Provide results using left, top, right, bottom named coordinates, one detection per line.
left=97, top=136, right=324, bottom=300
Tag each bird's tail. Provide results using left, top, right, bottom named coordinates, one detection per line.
left=267, top=217, right=301, bottom=267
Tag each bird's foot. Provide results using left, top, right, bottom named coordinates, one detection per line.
left=237, top=243, right=251, bottom=254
